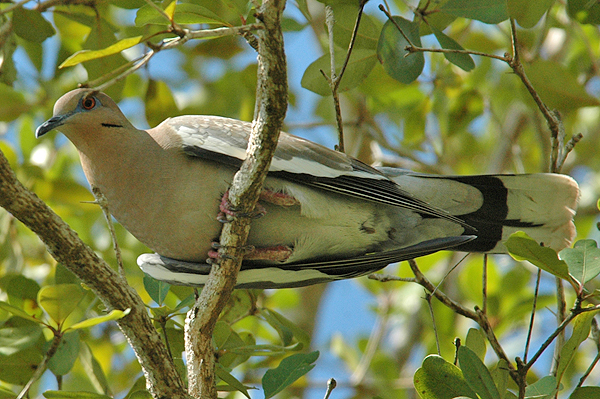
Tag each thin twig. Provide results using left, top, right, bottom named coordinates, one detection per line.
left=425, top=291, right=441, bottom=355
left=350, top=294, right=390, bottom=384
left=453, top=338, right=461, bottom=365
left=577, top=318, right=600, bottom=387
left=333, top=0, right=368, bottom=93
left=93, top=50, right=155, bottom=92
left=555, top=133, right=583, bottom=171
left=577, top=352, right=600, bottom=388
left=527, top=306, right=600, bottom=371
left=407, top=259, right=517, bottom=379
left=551, top=277, right=568, bottom=375
left=323, top=378, right=337, bottom=399
left=326, top=6, right=336, bottom=86
left=16, top=331, right=63, bottom=399
left=0, top=0, right=31, bottom=16
left=432, top=253, right=469, bottom=296
left=368, top=273, right=416, bottom=283
left=482, top=254, right=488, bottom=315
left=408, top=260, right=477, bottom=319
left=322, top=0, right=368, bottom=152
left=87, top=24, right=262, bottom=91
left=524, top=269, right=542, bottom=363
left=91, top=186, right=125, bottom=278
left=323, top=6, right=344, bottom=152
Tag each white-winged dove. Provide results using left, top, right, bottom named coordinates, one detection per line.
left=36, top=88, right=579, bottom=288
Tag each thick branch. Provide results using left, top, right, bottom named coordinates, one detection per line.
left=184, top=0, right=287, bottom=398
left=0, top=152, right=190, bottom=399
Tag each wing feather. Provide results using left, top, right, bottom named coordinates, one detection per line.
left=163, top=115, right=470, bottom=227
left=137, top=235, right=475, bottom=288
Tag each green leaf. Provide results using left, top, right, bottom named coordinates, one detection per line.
left=431, top=26, right=475, bottom=71
left=2, top=274, right=39, bottom=302
left=413, top=355, right=477, bottom=399
left=440, top=0, right=509, bottom=24
left=219, top=290, right=256, bottom=324
left=0, top=301, right=43, bottom=325
left=213, top=321, right=248, bottom=368
left=80, top=18, right=128, bottom=99
left=143, top=273, right=171, bottom=305
left=301, top=48, right=377, bottom=96
left=458, top=346, right=501, bottom=399
left=110, top=0, right=145, bottom=9
left=215, top=363, right=253, bottom=398
left=377, top=16, right=424, bottom=84
left=164, top=0, right=176, bottom=20
left=0, top=84, right=29, bottom=122
left=490, top=359, right=510, bottom=398
left=281, top=17, right=306, bottom=32
left=135, top=3, right=226, bottom=26
left=79, top=343, right=110, bottom=395
left=262, top=351, right=319, bottom=399
left=0, top=318, right=43, bottom=356
left=465, top=328, right=486, bottom=360
left=260, top=308, right=310, bottom=347
left=559, top=240, right=600, bottom=285
left=173, top=292, right=196, bottom=312
left=316, top=0, right=365, bottom=5
left=59, top=36, right=144, bottom=68
left=567, top=0, right=600, bottom=25
left=331, top=5, right=380, bottom=50
left=524, top=59, right=600, bottom=112
left=524, top=375, right=558, bottom=399
left=226, top=342, right=304, bottom=357
left=508, top=0, right=555, bottom=28
left=12, top=8, right=56, bottom=43
left=505, top=232, right=571, bottom=281
left=171, top=3, right=226, bottom=25
left=37, top=284, right=85, bottom=326
left=67, top=309, right=130, bottom=330
left=48, top=331, right=80, bottom=376
left=296, top=0, right=311, bottom=20
left=570, top=386, right=600, bottom=399
left=43, top=391, right=112, bottom=398
left=145, top=80, right=179, bottom=127
left=0, top=346, right=43, bottom=385
left=134, top=3, right=170, bottom=25
left=0, top=386, right=18, bottom=399
left=128, top=390, right=153, bottom=399
left=556, top=309, right=600, bottom=386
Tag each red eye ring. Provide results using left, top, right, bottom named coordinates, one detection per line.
left=82, top=97, right=96, bottom=110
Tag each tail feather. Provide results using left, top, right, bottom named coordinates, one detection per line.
left=381, top=169, right=579, bottom=253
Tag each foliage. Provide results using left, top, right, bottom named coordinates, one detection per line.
left=0, top=0, right=600, bottom=398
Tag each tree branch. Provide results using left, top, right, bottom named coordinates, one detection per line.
left=0, top=151, right=190, bottom=399
left=184, top=0, right=287, bottom=398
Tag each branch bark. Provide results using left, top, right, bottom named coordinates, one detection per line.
left=184, top=0, right=288, bottom=398
left=0, top=151, right=191, bottom=399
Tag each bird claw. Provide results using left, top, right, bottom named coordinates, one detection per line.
left=206, top=242, right=257, bottom=264
left=207, top=242, right=292, bottom=264
left=218, top=191, right=267, bottom=222
left=259, top=190, right=300, bottom=207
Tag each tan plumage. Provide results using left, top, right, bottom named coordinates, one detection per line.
left=36, top=89, right=579, bottom=288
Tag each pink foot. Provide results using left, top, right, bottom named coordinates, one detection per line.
left=259, top=190, right=301, bottom=206
left=217, top=189, right=300, bottom=222
left=218, top=191, right=267, bottom=222
left=207, top=242, right=293, bottom=264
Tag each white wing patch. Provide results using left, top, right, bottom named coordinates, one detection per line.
left=161, top=115, right=387, bottom=180
left=138, top=253, right=334, bottom=288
